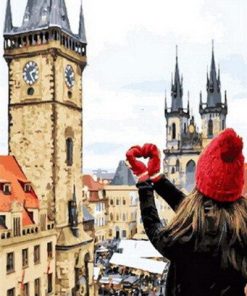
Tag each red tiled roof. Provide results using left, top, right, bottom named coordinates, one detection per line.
left=82, top=175, right=104, bottom=202
left=0, top=156, right=39, bottom=226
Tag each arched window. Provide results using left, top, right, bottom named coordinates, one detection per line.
left=222, top=119, right=225, bottom=130
left=208, top=119, right=213, bottom=138
left=186, top=160, right=196, bottom=192
left=171, top=167, right=175, bottom=174
left=66, top=138, right=73, bottom=166
left=172, top=123, right=176, bottom=139
left=176, top=159, right=180, bottom=172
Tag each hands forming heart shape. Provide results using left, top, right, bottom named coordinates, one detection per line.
left=126, top=143, right=161, bottom=182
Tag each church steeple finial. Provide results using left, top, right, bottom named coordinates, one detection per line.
left=206, top=40, right=221, bottom=107
left=4, top=0, right=13, bottom=34
left=79, top=0, right=87, bottom=43
left=171, top=45, right=183, bottom=111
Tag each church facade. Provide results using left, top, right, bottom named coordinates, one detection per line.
left=4, top=0, right=94, bottom=295
left=164, top=44, right=228, bottom=192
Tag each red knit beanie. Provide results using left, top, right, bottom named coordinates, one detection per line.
left=195, top=128, right=245, bottom=202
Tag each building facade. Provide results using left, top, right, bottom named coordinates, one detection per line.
left=105, top=161, right=138, bottom=240
left=164, top=44, right=228, bottom=192
left=83, top=175, right=109, bottom=244
left=0, top=156, right=57, bottom=296
left=4, top=1, right=94, bottom=295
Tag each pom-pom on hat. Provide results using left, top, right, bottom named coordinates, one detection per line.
left=195, top=128, right=245, bottom=202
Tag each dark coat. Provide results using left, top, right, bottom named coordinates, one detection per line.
left=137, top=175, right=247, bottom=296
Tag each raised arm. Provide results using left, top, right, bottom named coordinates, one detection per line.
left=153, top=174, right=185, bottom=211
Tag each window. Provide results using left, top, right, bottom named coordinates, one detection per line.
left=66, top=138, right=73, bottom=166
left=23, top=283, right=29, bottom=296
left=6, top=252, right=14, bottom=273
left=34, top=245, right=40, bottom=264
left=24, top=183, right=32, bottom=193
left=47, top=242, right=53, bottom=259
left=123, top=199, right=126, bottom=205
left=208, top=119, right=213, bottom=138
left=110, top=199, right=113, bottom=205
left=176, top=159, right=180, bottom=172
left=0, top=215, right=6, bottom=228
left=171, top=167, right=175, bottom=174
left=3, top=183, right=11, bottom=195
left=172, top=123, right=176, bottom=139
left=13, top=217, right=21, bottom=237
left=122, top=214, right=126, bottom=221
left=122, top=230, right=126, bottom=238
left=116, top=199, right=119, bottom=205
left=7, top=288, right=15, bottom=296
left=222, top=119, right=225, bottom=130
left=22, top=249, right=28, bottom=268
left=48, top=273, right=53, bottom=293
left=34, top=278, right=40, bottom=296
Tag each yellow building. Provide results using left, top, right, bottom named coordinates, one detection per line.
left=0, top=156, right=57, bottom=296
left=105, top=161, right=138, bottom=240
left=164, top=45, right=227, bottom=192
left=83, top=175, right=109, bottom=244
left=3, top=0, right=94, bottom=295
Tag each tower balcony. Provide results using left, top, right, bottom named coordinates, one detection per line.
left=4, top=28, right=87, bottom=63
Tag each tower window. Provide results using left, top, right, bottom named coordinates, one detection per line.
left=222, top=119, right=225, bottom=130
left=66, top=138, right=73, bottom=166
left=27, top=87, right=34, bottom=96
left=176, top=159, right=180, bottom=172
left=172, top=123, right=176, bottom=140
left=208, top=119, right=213, bottom=138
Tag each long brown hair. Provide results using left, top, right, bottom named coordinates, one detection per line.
left=166, top=189, right=247, bottom=277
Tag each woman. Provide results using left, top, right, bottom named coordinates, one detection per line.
left=126, top=128, right=247, bottom=296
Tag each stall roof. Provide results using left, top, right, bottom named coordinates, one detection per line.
left=110, top=253, right=167, bottom=275
left=118, top=239, right=163, bottom=258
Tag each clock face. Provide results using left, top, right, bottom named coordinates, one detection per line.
left=23, top=61, right=39, bottom=85
left=65, top=65, right=75, bottom=88
left=188, top=124, right=195, bottom=134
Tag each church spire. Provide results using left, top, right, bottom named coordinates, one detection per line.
left=171, top=45, right=183, bottom=111
left=4, top=0, right=13, bottom=34
left=206, top=40, right=221, bottom=107
left=78, top=0, right=87, bottom=43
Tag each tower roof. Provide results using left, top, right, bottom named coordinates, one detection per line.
left=78, top=1, right=87, bottom=43
left=111, top=161, right=136, bottom=186
left=4, top=0, right=13, bottom=34
left=4, top=0, right=87, bottom=44
left=206, top=41, right=221, bottom=107
left=171, top=46, right=183, bottom=111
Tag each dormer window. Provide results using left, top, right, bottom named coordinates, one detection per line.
left=3, top=183, right=11, bottom=195
left=24, top=183, right=32, bottom=193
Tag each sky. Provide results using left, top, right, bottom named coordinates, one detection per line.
left=0, top=0, right=247, bottom=173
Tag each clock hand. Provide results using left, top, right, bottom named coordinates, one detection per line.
left=30, top=69, right=36, bottom=82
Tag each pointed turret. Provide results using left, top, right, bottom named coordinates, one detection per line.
left=171, top=46, right=183, bottom=111
left=4, top=0, right=13, bottom=34
left=207, top=40, right=221, bottom=107
left=78, top=1, right=87, bottom=43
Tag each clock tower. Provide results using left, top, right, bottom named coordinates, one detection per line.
left=4, top=0, right=94, bottom=294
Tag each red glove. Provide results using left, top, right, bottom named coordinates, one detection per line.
left=142, top=143, right=161, bottom=182
left=126, top=146, right=149, bottom=182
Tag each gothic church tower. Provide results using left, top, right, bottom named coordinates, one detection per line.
left=200, top=42, right=228, bottom=147
left=4, top=0, right=94, bottom=294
